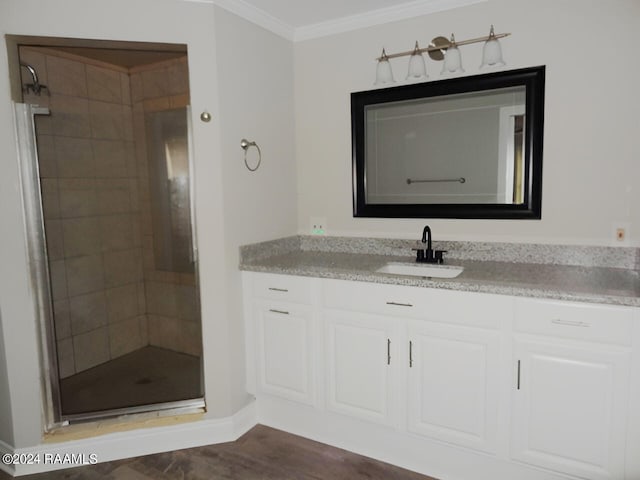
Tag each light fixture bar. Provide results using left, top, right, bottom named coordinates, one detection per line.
left=376, top=32, right=510, bottom=61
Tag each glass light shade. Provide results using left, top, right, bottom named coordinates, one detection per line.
left=441, top=36, right=464, bottom=75
left=480, top=26, right=505, bottom=68
left=374, top=49, right=395, bottom=85
left=406, top=42, right=427, bottom=80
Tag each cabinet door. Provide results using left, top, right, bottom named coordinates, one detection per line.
left=324, top=311, right=398, bottom=426
left=512, top=338, right=630, bottom=480
left=407, top=321, right=501, bottom=453
left=255, top=302, right=315, bottom=405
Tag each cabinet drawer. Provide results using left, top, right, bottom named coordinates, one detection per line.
left=514, top=298, right=633, bottom=346
left=252, top=273, right=313, bottom=305
left=323, top=279, right=508, bottom=329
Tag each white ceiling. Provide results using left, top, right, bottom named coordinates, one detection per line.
left=210, top=0, right=486, bottom=41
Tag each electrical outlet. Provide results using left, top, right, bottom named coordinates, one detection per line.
left=612, top=222, right=630, bottom=244
left=310, top=217, right=327, bottom=235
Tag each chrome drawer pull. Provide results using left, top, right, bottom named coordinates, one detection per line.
left=268, top=287, right=288, bottom=292
left=386, top=301, right=413, bottom=307
left=551, top=318, right=590, bottom=328
left=269, top=309, right=289, bottom=315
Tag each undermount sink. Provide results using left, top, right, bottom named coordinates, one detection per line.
left=376, top=262, right=464, bottom=279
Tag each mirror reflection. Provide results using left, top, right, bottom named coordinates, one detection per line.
left=365, top=87, right=525, bottom=205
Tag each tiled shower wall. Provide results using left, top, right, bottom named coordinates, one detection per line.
left=20, top=48, right=201, bottom=379
left=20, top=47, right=146, bottom=378
left=130, top=57, right=202, bottom=358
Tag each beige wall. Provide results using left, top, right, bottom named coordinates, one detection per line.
left=294, top=0, right=640, bottom=246
left=20, top=47, right=146, bottom=378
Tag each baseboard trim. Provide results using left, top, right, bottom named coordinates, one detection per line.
left=8, top=401, right=257, bottom=476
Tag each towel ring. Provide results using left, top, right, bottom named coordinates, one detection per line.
left=240, top=138, right=261, bottom=171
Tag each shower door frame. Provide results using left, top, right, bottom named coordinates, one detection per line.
left=15, top=101, right=206, bottom=428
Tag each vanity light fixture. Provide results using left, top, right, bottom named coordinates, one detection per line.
left=441, top=34, right=464, bottom=75
left=374, top=25, right=509, bottom=84
left=406, top=41, right=428, bottom=80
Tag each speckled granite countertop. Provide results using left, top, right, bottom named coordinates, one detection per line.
left=239, top=236, right=640, bottom=307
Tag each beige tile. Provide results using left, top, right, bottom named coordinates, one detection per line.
left=100, top=214, right=134, bottom=251
left=147, top=314, right=180, bottom=351
left=120, top=73, right=131, bottom=105
left=50, top=95, right=91, bottom=138
left=55, top=136, right=94, bottom=178
left=129, top=73, right=143, bottom=103
left=96, top=179, right=131, bottom=215
left=92, top=139, right=127, bottom=178
left=89, top=100, right=125, bottom=140
left=108, top=317, right=142, bottom=358
left=103, top=248, right=143, bottom=287
left=132, top=214, right=142, bottom=247
left=167, top=58, right=189, bottom=95
left=128, top=179, right=140, bottom=212
left=36, top=134, right=56, bottom=178
left=143, top=96, right=170, bottom=112
left=180, top=320, right=202, bottom=356
left=56, top=338, right=75, bottom=379
left=49, top=259, right=68, bottom=301
left=141, top=68, right=169, bottom=98
left=176, top=284, right=200, bottom=322
left=137, top=282, right=147, bottom=314
left=44, top=219, right=64, bottom=260
left=86, top=64, right=122, bottom=103
left=53, top=299, right=71, bottom=340
left=169, top=94, right=190, bottom=109
left=62, top=217, right=101, bottom=257
left=34, top=113, right=52, bottom=135
left=123, top=107, right=134, bottom=141
left=46, top=55, right=87, bottom=97
left=69, top=291, right=107, bottom=335
left=73, top=327, right=110, bottom=372
left=125, top=142, right=137, bottom=178
left=65, top=254, right=104, bottom=296
left=106, top=283, right=138, bottom=323
left=40, top=178, right=60, bottom=220
left=138, top=315, right=149, bottom=345
left=145, top=281, right=177, bottom=317
left=58, top=178, right=97, bottom=218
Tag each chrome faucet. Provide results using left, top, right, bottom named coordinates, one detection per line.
left=415, top=225, right=446, bottom=264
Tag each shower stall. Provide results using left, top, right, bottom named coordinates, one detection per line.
left=10, top=36, right=205, bottom=426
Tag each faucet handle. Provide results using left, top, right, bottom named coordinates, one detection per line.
left=434, top=250, right=447, bottom=264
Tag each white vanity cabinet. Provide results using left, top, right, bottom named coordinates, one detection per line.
left=324, top=310, right=400, bottom=426
left=243, top=271, right=640, bottom=480
left=245, top=273, right=317, bottom=406
left=406, top=320, right=501, bottom=454
left=511, top=299, right=633, bottom=480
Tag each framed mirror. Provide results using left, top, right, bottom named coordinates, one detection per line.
left=351, top=66, right=545, bottom=219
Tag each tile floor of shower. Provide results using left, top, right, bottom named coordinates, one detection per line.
left=60, top=346, right=201, bottom=415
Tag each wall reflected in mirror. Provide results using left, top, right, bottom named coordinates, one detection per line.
left=365, top=87, right=525, bottom=205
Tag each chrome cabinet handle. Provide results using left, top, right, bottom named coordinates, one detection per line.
left=551, top=318, right=590, bottom=328
left=268, top=287, right=288, bottom=292
left=409, top=341, right=413, bottom=368
left=387, top=339, right=391, bottom=365
left=386, top=301, right=413, bottom=307
left=269, top=309, right=289, bottom=315
left=517, top=360, right=521, bottom=390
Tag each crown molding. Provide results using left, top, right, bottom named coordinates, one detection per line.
left=294, top=0, right=487, bottom=41
left=186, top=0, right=295, bottom=40
left=186, top=0, right=486, bottom=43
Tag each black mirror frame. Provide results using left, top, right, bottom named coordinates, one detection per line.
left=351, top=65, right=545, bottom=219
